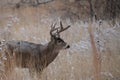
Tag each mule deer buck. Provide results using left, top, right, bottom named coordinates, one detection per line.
left=0, top=21, right=71, bottom=77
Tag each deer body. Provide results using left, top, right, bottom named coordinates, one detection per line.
left=1, top=21, right=70, bottom=77
left=5, top=40, right=59, bottom=68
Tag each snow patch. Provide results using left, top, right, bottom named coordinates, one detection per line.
left=101, top=72, right=114, bottom=78
left=70, top=40, right=91, bottom=53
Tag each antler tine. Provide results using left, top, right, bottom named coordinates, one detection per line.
left=50, top=23, right=53, bottom=36
left=57, top=21, right=71, bottom=34
left=60, top=21, right=63, bottom=29
left=50, top=22, right=60, bottom=36
left=59, top=25, right=70, bottom=33
left=50, top=22, right=56, bottom=30
left=52, top=22, right=57, bottom=29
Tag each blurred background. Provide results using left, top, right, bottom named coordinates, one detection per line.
left=0, top=0, right=120, bottom=80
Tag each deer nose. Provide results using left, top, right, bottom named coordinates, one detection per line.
left=66, top=45, right=70, bottom=49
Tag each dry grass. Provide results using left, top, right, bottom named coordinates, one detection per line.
left=0, top=6, right=120, bottom=80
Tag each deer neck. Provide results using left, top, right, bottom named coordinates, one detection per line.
left=42, top=42, right=59, bottom=66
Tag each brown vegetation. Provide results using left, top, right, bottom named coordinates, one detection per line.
left=0, top=0, right=120, bottom=80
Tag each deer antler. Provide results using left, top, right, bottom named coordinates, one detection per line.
left=50, top=22, right=60, bottom=36
left=57, top=21, right=71, bottom=34
left=50, top=21, right=70, bottom=37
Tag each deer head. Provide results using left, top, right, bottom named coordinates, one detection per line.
left=49, top=21, right=70, bottom=51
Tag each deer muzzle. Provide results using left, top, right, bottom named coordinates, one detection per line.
left=65, top=45, right=70, bottom=49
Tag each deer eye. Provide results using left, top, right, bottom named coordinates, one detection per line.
left=57, top=40, right=62, bottom=43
